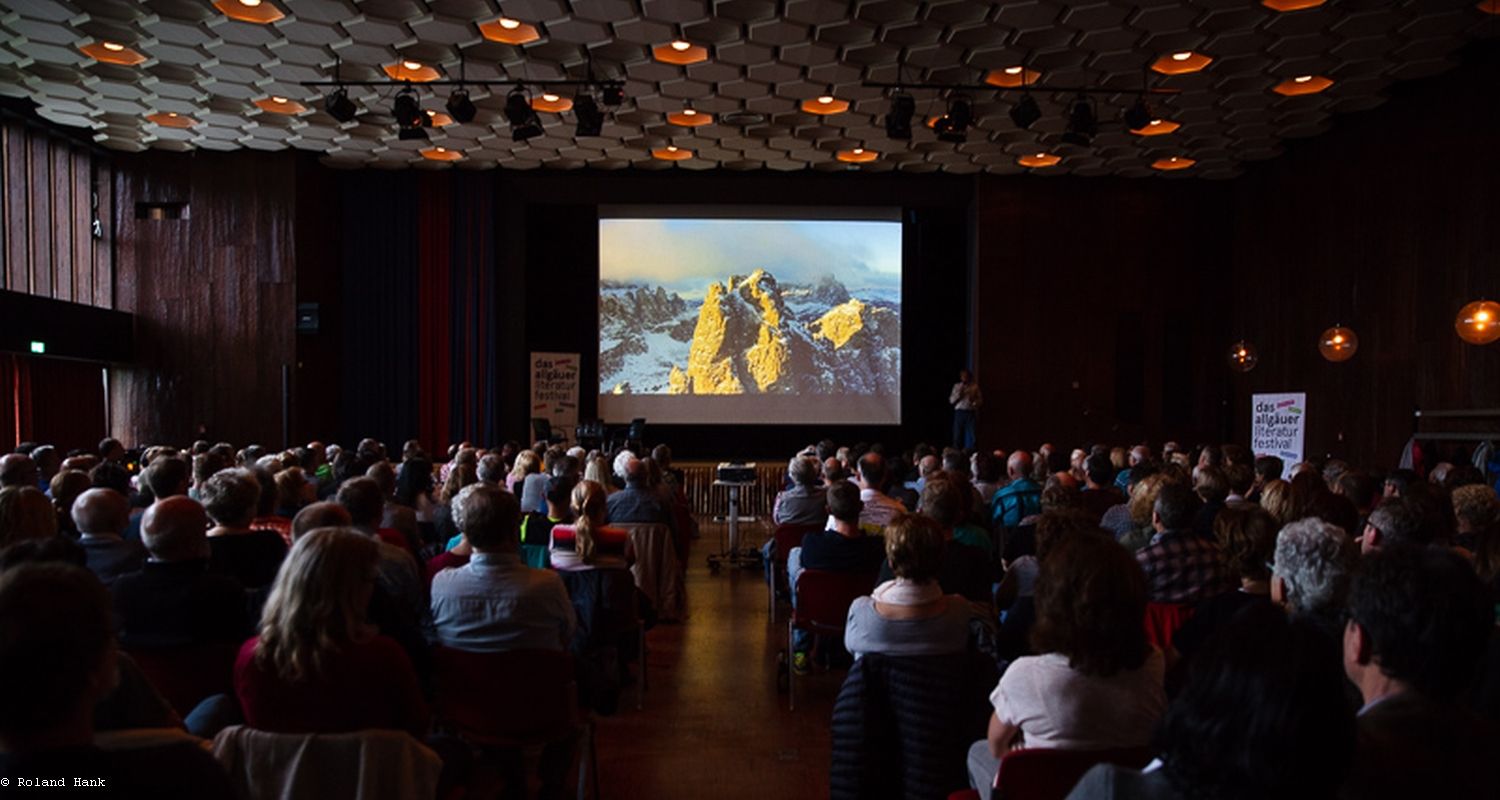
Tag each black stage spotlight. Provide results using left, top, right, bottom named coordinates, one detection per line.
left=505, top=88, right=544, bottom=141
left=885, top=93, right=915, bottom=140
left=325, top=87, right=357, bottom=123
left=393, top=86, right=421, bottom=128
left=1061, top=94, right=1097, bottom=146
left=446, top=87, right=476, bottom=124
left=1123, top=96, right=1152, bottom=131
left=574, top=93, right=604, bottom=137
left=932, top=95, right=972, bottom=143
left=600, top=81, right=625, bottom=106
left=1009, top=93, right=1040, bottom=129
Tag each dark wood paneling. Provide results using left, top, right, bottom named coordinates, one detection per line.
left=0, top=118, right=106, bottom=307
left=108, top=150, right=297, bottom=448
left=1228, top=47, right=1500, bottom=468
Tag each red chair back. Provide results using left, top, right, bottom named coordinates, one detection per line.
left=774, top=523, right=823, bottom=562
left=125, top=642, right=241, bottom=717
left=430, top=646, right=578, bottom=748
left=994, top=746, right=1152, bottom=800
left=1143, top=602, right=1195, bottom=651
left=792, top=568, right=878, bottom=637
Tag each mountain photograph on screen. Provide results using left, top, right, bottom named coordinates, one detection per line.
left=599, top=218, right=901, bottom=398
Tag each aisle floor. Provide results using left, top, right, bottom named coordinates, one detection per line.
left=592, top=521, right=839, bottom=799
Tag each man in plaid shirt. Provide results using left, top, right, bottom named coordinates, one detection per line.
left=1135, top=483, right=1233, bottom=604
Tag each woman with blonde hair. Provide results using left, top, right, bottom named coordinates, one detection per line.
left=550, top=480, right=631, bottom=570
left=234, top=527, right=428, bottom=739
left=1259, top=478, right=1293, bottom=524
left=506, top=450, right=540, bottom=494
left=583, top=456, right=616, bottom=494
left=434, top=463, right=478, bottom=551
left=1117, top=473, right=1171, bottom=553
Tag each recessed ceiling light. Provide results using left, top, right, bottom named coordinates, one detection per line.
left=1294, top=75, right=1313, bottom=83
left=214, top=0, right=284, bottom=24
left=1152, top=156, right=1196, bottom=171
left=542, top=93, right=559, bottom=102
left=1151, top=51, right=1213, bottom=75
left=670, top=40, right=691, bottom=52
left=271, top=96, right=286, bottom=103
left=852, top=147, right=864, bottom=154
left=1004, top=66, right=1023, bottom=75
left=652, top=40, right=708, bottom=65
left=480, top=18, right=541, bottom=44
left=1273, top=75, right=1333, bottom=95
left=836, top=148, right=878, bottom=163
left=402, top=60, right=422, bottom=71
left=1171, top=51, right=1193, bottom=61
left=1017, top=152, right=1062, bottom=168
left=666, top=145, right=678, bottom=151
left=498, top=17, right=521, bottom=29
left=682, top=108, right=697, bottom=116
left=239, top=0, right=262, bottom=6
left=817, top=95, right=834, bottom=104
left=102, top=41, right=125, bottom=51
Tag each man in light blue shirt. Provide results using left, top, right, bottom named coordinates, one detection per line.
left=430, top=483, right=575, bottom=652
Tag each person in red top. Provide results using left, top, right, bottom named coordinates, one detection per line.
left=234, top=527, right=429, bottom=740
left=549, top=480, right=633, bottom=571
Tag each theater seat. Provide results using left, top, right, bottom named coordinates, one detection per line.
left=1143, top=602, right=1195, bottom=652
left=994, top=746, right=1153, bottom=800
left=212, top=725, right=441, bottom=800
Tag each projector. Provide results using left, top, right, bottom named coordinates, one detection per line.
left=716, top=463, right=757, bottom=484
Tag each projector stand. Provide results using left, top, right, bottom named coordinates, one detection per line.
left=707, top=480, right=760, bottom=572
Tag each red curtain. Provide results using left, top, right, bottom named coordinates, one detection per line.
left=2, top=354, right=34, bottom=449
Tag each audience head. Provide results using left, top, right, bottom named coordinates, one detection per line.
left=787, top=455, right=820, bottom=488
left=70, top=489, right=129, bottom=538
left=1193, top=466, right=1229, bottom=505
left=290, top=501, right=351, bottom=541
left=274, top=467, right=315, bottom=513
left=826, top=480, right=863, bottom=526
left=1399, top=481, right=1457, bottom=545
left=142, top=456, right=190, bottom=501
left=621, top=457, right=648, bottom=487
left=822, top=457, right=846, bottom=484
left=568, top=480, right=608, bottom=563
left=49, top=470, right=93, bottom=519
left=1159, top=604, right=1355, bottom=800
left=1152, top=483, right=1201, bottom=532
left=0, top=563, right=118, bottom=749
left=546, top=475, right=578, bottom=518
left=335, top=477, right=385, bottom=529
left=583, top=456, right=611, bottom=487
left=1032, top=532, right=1148, bottom=677
left=1006, top=450, right=1033, bottom=481
left=453, top=483, right=520, bottom=552
left=883, top=514, right=944, bottom=584
left=651, top=444, right=673, bottom=470
left=856, top=452, right=887, bottom=492
left=200, top=468, right=261, bottom=529
left=1382, top=468, right=1417, bottom=498
left=1362, top=496, right=1430, bottom=554
left=97, top=437, right=124, bottom=463
left=1214, top=504, right=1277, bottom=584
left=1259, top=478, right=1292, bottom=523
left=86, top=462, right=130, bottom=496
left=476, top=454, right=506, bottom=485
left=438, top=463, right=478, bottom=506
left=254, top=528, right=379, bottom=682
left=140, top=496, right=210, bottom=561
left=1252, top=454, right=1285, bottom=486
left=0, top=454, right=38, bottom=489
left=1272, top=517, right=1357, bottom=621
left=971, top=451, right=1000, bottom=484
left=1224, top=464, right=1254, bottom=499
left=0, top=487, right=57, bottom=547
left=1345, top=545, right=1493, bottom=703
left=1127, top=473, right=1170, bottom=526
left=1039, top=479, right=1079, bottom=513
left=1083, top=453, right=1114, bottom=489
left=916, top=477, right=964, bottom=530
left=1335, top=470, right=1379, bottom=514
left=1452, top=484, right=1499, bottom=535
left=1034, top=510, right=1102, bottom=562
left=365, top=461, right=397, bottom=499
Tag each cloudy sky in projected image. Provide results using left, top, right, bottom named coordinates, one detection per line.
left=600, top=218, right=901, bottom=298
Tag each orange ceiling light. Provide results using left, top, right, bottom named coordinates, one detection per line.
left=1273, top=75, right=1334, bottom=95
left=651, top=145, right=693, bottom=160
left=425, top=109, right=454, bottom=127
left=1130, top=118, right=1181, bottom=136
left=1017, top=152, right=1061, bottom=168
left=531, top=93, right=573, bottom=113
left=79, top=41, right=147, bottom=65
left=212, top=0, right=285, bottom=24
left=984, top=66, right=1042, bottom=88
left=1151, top=51, right=1213, bottom=75
left=1482, top=0, right=1500, bottom=14
left=801, top=93, right=849, bottom=115
left=652, top=40, right=709, bottom=65
left=382, top=60, right=441, bottom=82
left=146, top=111, right=198, bottom=128
left=479, top=17, right=541, bottom=45
left=667, top=107, right=713, bottom=126
left=253, top=95, right=307, bottom=114
left=1152, top=156, right=1196, bottom=171
left=420, top=146, right=463, bottom=162
left=835, top=147, right=878, bottom=163
left=1263, top=0, right=1326, bottom=9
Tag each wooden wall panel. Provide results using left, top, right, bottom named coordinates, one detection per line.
left=1227, top=51, right=1500, bottom=468
left=108, top=150, right=297, bottom=449
left=0, top=118, right=107, bottom=307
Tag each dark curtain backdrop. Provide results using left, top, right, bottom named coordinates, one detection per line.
left=337, top=170, right=499, bottom=453
left=2, top=354, right=105, bottom=452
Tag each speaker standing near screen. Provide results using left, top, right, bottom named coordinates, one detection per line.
left=950, top=370, right=981, bottom=450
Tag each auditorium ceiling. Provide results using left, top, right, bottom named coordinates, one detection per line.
left=1, top=0, right=1495, bottom=177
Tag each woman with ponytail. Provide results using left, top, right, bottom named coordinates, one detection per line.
left=549, top=480, right=632, bottom=571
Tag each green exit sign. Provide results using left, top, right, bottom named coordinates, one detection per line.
left=29, top=341, right=45, bottom=354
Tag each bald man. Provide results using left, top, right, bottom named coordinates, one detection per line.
left=990, top=450, right=1043, bottom=529
left=110, top=497, right=250, bottom=648
left=72, top=488, right=144, bottom=586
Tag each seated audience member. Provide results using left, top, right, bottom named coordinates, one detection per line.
left=111, top=496, right=251, bottom=648
left=1336, top=470, right=1380, bottom=525
left=519, top=448, right=559, bottom=515
left=919, top=476, right=991, bottom=557
left=430, top=484, right=576, bottom=652
left=845, top=514, right=977, bottom=660
left=0, top=486, right=57, bottom=547
left=0, top=563, right=234, bottom=794
left=88, top=461, right=131, bottom=498
left=991, top=451, right=1042, bottom=529
left=272, top=466, right=315, bottom=520
left=583, top=455, right=615, bottom=494
left=394, top=455, right=438, bottom=524
left=605, top=457, right=674, bottom=531
left=1171, top=505, right=1277, bottom=661
left=245, top=464, right=292, bottom=546
left=1077, top=453, right=1126, bottom=523
left=971, top=451, right=1004, bottom=506
left=201, top=468, right=287, bottom=590
left=518, top=475, right=575, bottom=569
left=787, top=482, right=885, bottom=670
left=994, top=511, right=1099, bottom=661
left=774, top=454, right=828, bottom=527
left=0, top=453, right=39, bottom=490
left=1067, top=605, right=1354, bottom=800
left=1223, top=463, right=1254, bottom=504
left=1452, top=485, right=1500, bottom=590
left=1258, top=478, right=1293, bottom=525
left=506, top=449, right=540, bottom=494
left=1382, top=468, right=1418, bottom=499
left=1108, top=473, right=1170, bottom=552
left=550, top=480, right=631, bottom=572
left=1359, top=496, right=1430, bottom=554
left=72, top=488, right=144, bottom=587
left=970, top=533, right=1165, bottom=792
left=434, top=463, right=478, bottom=552
left=290, top=501, right=351, bottom=540
left=476, top=453, right=506, bottom=487
left=368, top=461, right=417, bottom=552
left=49, top=469, right=92, bottom=538
left=1134, top=484, right=1232, bottom=605
left=335, top=477, right=429, bottom=633
left=1191, top=466, right=1229, bottom=538
left=853, top=453, right=906, bottom=531
left=1272, top=517, right=1358, bottom=642
left=1342, top=547, right=1499, bottom=800
left=235, top=528, right=428, bottom=740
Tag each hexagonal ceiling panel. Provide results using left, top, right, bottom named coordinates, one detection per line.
left=0, top=0, right=1494, bottom=177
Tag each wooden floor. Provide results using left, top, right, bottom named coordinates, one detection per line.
left=593, top=520, right=839, bottom=799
